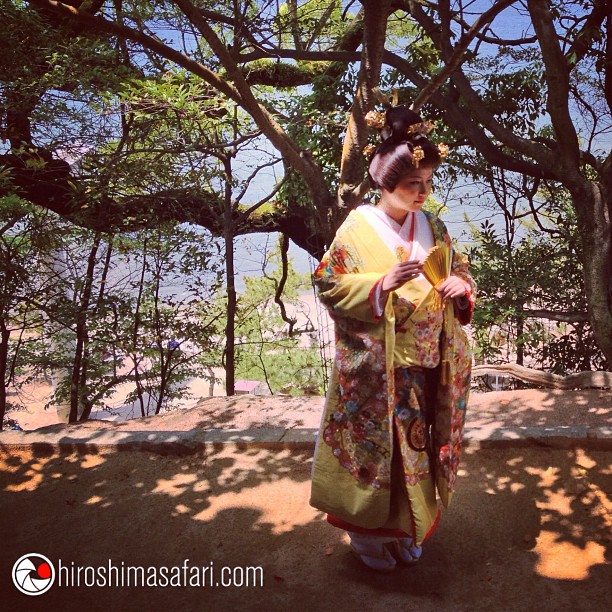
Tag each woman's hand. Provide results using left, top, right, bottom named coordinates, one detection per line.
left=436, top=275, right=467, bottom=300
left=381, top=260, right=424, bottom=291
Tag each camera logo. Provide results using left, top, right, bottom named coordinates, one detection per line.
left=12, top=553, right=55, bottom=596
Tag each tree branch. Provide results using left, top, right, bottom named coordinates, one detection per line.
left=606, top=10, right=612, bottom=110
left=563, top=0, right=609, bottom=67
left=27, top=0, right=245, bottom=105
left=25, top=0, right=335, bottom=225
left=410, top=0, right=519, bottom=111
left=237, top=59, right=330, bottom=87
left=172, top=0, right=332, bottom=206
left=238, top=177, right=288, bottom=222
left=306, top=0, right=337, bottom=51
left=527, top=0, right=580, bottom=170
left=231, top=6, right=364, bottom=87
left=379, top=50, right=560, bottom=180
left=520, top=309, right=590, bottom=323
left=0, top=214, right=27, bottom=239
left=338, top=0, right=392, bottom=208
left=398, top=0, right=560, bottom=171
left=273, top=233, right=298, bottom=335
left=472, top=363, right=612, bottom=389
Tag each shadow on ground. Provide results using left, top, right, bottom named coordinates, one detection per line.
left=466, top=387, right=610, bottom=430
left=0, top=435, right=610, bottom=611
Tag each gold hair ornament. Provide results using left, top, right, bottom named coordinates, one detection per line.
left=406, top=121, right=434, bottom=137
left=412, top=146, right=425, bottom=168
left=364, top=88, right=450, bottom=162
left=437, top=143, right=449, bottom=159
left=362, top=143, right=377, bottom=157
left=372, top=86, right=398, bottom=109
left=365, top=110, right=386, bottom=129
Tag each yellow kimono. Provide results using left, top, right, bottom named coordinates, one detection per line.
left=310, top=205, right=475, bottom=545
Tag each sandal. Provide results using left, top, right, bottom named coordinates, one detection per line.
left=390, top=538, right=423, bottom=565
left=349, top=541, right=397, bottom=573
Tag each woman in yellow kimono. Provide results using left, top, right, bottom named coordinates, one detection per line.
left=310, top=105, right=475, bottom=572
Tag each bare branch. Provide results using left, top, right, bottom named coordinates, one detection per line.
left=397, top=1, right=560, bottom=171
left=411, top=0, right=519, bottom=111
left=273, top=233, right=298, bottom=335
left=239, top=176, right=288, bottom=221
left=306, top=0, right=337, bottom=50
left=379, top=50, right=559, bottom=180
left=520, top=309, right=590, bottom=323
left=233, top=158, right=281, bottom=205
left=606, top=10, right=612, bottom=110
left=527, top=0, right=580, bottom=169
left=563, top=0, right=609, bottom=67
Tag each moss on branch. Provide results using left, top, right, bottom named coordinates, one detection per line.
left=238, top=59, right=330, bottom=87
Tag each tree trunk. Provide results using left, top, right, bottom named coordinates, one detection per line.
left=69, top=233, right=101, bottom=422
left=516, top=317, right=524, bottom=367
left=79, top=237, right=114, bottom=422
left=472, top=363, right=612, bottom=389
left=224, top=155, right=236, bottom=396
left=207, top=367, right=215, bottom=397
left=572, top=180, right=612, bottom=366
left=156, top=373, right=168, bottom=415
left=336, top=0, right=392, bottom=223
left=131, top=236, right=148, bottom=417
left=152, top=234, right=168, bottom=416
left=0, top=319, right=10, bottom=430
left=225, top=231, right=236, bottom=396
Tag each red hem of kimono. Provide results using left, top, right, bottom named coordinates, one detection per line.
left=326, top=508, right=441, bottom=543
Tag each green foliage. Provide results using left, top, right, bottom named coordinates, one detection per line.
left=468, top=202, right=607, bottom=374
left=1, top=0, right=136, bottom=153
left=277, top=64, right=357, bottom=209
left=238, top=59, right=328, bottom=86
left=275, top=0, right=346, bottom=51
left=231, top=246, right=325, bottom=395
left=1, top=205, right=226, bottom=418
left=475, top=48, right=546, bottom=136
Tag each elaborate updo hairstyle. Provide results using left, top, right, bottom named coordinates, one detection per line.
left=368, top=105, right=441, bottom=192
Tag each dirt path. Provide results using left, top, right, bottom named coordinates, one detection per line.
left=0, top=445, right=610, bottom=611
left=2, top=388, right=609, bottom=610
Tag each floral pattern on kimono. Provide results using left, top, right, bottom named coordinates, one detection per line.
left=324, top=328, right=392, bottom=488
left=413, top=310, right=444, bottom=367
left=392, top=294, right=416, bottom=332
left=393, top=368, right=432, bottom=486
left=436, top=316, right=473, bottom=492
left=310, top=205, right=475, bottom=541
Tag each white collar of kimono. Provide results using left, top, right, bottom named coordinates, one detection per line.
left=357, top=204, right=434, bottom=263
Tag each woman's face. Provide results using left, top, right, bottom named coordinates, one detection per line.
left=379, top=166, right=434, bottom=222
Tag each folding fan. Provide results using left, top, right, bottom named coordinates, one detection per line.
left=423, top=244, right=454, bottom=385
left=422, top=245, right=452, bottom=312
left=422, top=245, right=452, bottom=288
